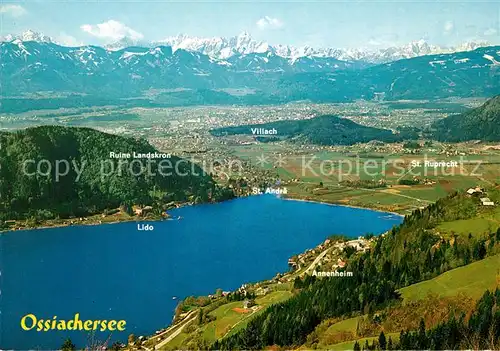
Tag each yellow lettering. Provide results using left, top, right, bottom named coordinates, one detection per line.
left=19, top=314, right=127, bottom=333
left=84, top=320, right=93, bottom=331
left=51, top=316, right=58, bottom=330
left=72, top=313, right=83, bottom=330
left=20, top=314, right=37, bottom=331
left=92, top=320, right=101, bottom=330
left=117, top=320, right=126, bottom=331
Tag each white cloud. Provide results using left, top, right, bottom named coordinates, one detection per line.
left=57, top=32, right=83, bottom=47
left=443, top=20, right=454, bottom=34
left=0, top=4, right=27, bottom=17
left=256, top=16, right=284, bottom=30
left=484, top=28, right=498, bottom=36
left=368, top=38, right=382, bottom=46
left=367, top=33, right=399, bottom=47
left=80, top=20, right=143, bottom=41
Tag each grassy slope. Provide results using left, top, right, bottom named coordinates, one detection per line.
left=436, top=207, right=500, bottom=238
left=398, top=254, right=500, bottom=302
left=163, top=291, right=292, bottom=349
left=318, top=255, right=500, bottom=350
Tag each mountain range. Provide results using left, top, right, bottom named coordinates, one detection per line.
left=1, top=30, right=492, bottom=64
left=0, top=32, right=498, bottom=104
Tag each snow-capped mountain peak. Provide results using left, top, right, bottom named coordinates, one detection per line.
left=143, top=33, right=493, bottom=63
left=0, top=29, right=493, bottom=64
left=1, top=29, right=53, bottom=43
left=152, top=31, right=270, bottom=59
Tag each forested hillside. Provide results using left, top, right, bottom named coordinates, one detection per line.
left=214, top=192, right=500, bottom=350
left=432, top=95, right=500, bottom=142
left=0, top=126, right=233, bottom=221
left=211, top=115, right=418, bottom=145
left=359, top=288, right=500, bottom=350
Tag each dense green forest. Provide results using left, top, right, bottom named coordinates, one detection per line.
left=211, top=115, right=419, bottom=146
left=432, top=95, right=500, bottom=142
left=214, top=192, right=500, bottom=350
left=0, top=126, right=233, bottom=222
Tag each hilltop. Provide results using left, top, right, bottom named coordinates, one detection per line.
left=210, top=115, right=417, bottom=145
left=0, top=126, right=233, bottom=224
left=432, top=95, right=500, bottom=142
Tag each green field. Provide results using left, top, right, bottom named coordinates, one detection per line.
left=325, top=316, right=361, bottom=334
left=314, top=316, right=362, bottom=347
left=163, top=290, right=293, bottom=349
left=437, top=217, right=498, bottom=238
left=436, top=206, right=500, bottom=238
left=397, top=186, right=448, bottom=202
left=399, top=254, right=500, bottom=302
left=230, top=142, right=500, bottom=215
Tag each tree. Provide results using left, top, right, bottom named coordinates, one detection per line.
left=198, top=308, right=204, bottom=325
left=379, top=331, right=387, bottom=350
left=61, top=338, right=76, bottom=351
left=387, top=336, right=393, bottom=350
left=418, top=319, right=427, bottom=349
left=128, top=334, right=135, bottom=345
left=353, top=341, right=361, bottom=351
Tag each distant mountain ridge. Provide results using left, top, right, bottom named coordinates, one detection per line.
left=0, top=37, right=498, bottom=103
left=0, top=29, right=492, bottom=64
left=152, top=33, right=491, bottom=64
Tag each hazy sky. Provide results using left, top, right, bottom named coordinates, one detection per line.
left=0, top=0, right=499, bottom=48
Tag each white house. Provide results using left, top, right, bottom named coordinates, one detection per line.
left=480, top=198, right=495, bottom=206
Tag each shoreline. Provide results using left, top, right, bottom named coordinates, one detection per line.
left=3, top=194, right=406, bottom=348
left=281, top=194, right=406, bottom=218
left=0, top=213, right=167, bottom=234
left=1, top=193, right=405, bottom=234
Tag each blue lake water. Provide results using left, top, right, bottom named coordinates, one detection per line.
left=0, top=195, right=402, bottom=349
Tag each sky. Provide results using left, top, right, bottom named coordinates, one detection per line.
left=0, top=0, right=499, bottom=49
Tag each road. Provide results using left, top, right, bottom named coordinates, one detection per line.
left=302, top=247, right=331, bottom=276
left=150, top=309, right=198, bottom=350
left=220, top=306, right=262, bottom=339
left=354, top=187, right=434, bottom=204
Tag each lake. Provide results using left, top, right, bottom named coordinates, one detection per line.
left=0, top=195, right=402, bottom=349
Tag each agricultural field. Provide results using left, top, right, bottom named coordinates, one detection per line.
left=229, top=142, right=500, bottom=214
